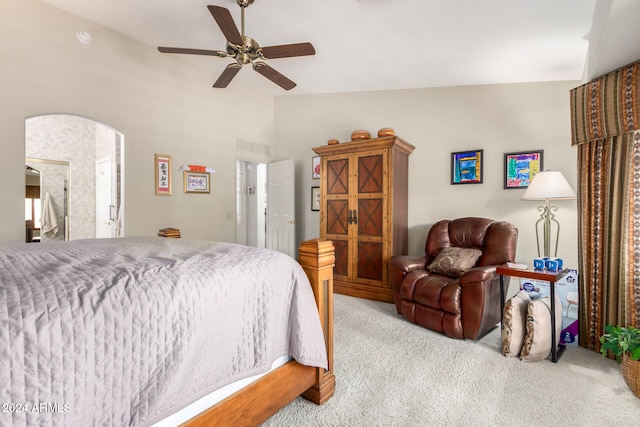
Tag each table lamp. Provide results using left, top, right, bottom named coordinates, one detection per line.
left=521, top=170, right=576, bottom=257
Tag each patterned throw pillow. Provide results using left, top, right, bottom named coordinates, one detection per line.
left=502, top=290, right=532, bottom=357
left=520, top=295, right=563, bottom=362
left=427, top=247, right=482, bottom=277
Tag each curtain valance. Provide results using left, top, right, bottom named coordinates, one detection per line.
left=570, top=60, right=640, bottom=146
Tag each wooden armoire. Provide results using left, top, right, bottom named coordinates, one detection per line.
left=313, top=134, right=415, bottom=303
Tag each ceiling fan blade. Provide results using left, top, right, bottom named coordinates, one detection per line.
left=158, top=47, right=227, bottom=57
left=253, top=62, right=296, bottom=91
left=260, top=42, right=316, bottom=59
left=213, top=64, right=242, bottom=88
left=207, top=5, right=243, bottom=46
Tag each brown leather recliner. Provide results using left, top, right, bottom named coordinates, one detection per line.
left=390, top=217, right=518, bottom=340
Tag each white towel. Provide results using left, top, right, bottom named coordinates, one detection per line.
left=40, top=192, right=59, bottom=237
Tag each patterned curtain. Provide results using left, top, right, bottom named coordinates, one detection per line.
left=570, top=60, right=640, bottom=353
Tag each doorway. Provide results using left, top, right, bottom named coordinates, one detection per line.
left=25, top=114, right=124, bottom=240
left=235, top=156, right=296, bottom=257
left=236, top=159, right=267, bottom=248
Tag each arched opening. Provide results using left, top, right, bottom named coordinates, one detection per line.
left=25, top=114, right=124, bottom=241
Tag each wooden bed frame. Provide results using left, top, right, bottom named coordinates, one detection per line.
left=183, top=239, right=336, bottom=426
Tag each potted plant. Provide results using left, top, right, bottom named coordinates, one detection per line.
left=600, top=324, right=640, bottom=398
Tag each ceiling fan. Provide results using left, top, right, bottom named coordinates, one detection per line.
left=158, top=1, right=315, bottom=90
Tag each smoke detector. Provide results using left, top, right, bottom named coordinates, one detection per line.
left=76, top=31, right=92, bottom=44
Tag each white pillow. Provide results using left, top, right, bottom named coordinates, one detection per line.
left=520, top=295, right=563, bottom=362
left=501, top=290, right=531, bottom=357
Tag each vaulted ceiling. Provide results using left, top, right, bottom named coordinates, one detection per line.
left=40, top=0, right=640, bottom=95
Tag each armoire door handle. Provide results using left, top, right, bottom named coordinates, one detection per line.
left=352, top=210, right=358, bottom=225
left=347, top=210, right=353, bottom=224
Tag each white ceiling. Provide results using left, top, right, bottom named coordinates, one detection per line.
left=39, top=0, right=608, bottom=96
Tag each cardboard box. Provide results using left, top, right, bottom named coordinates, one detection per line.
left=519, top=269, right=579, bottom=346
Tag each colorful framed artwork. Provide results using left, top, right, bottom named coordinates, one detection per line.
left=183, top=171, right=210, bottom=194
left=451, top=149, right=483, bottom=185
left=312, top=156, right=321, bottom=179
left=504, top=150, right=544, bottom=189
left=311, top=186, right=320, bottom=211
left=155, top=154, right=172, bottom=195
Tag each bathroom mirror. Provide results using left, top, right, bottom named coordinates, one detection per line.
left=25, top=114, right=124, bottom=241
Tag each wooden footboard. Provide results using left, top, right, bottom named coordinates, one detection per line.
left=183, top=239, right=335, bottom=427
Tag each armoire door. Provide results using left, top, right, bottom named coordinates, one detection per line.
left=323, top=155, right=350, bottom=283
left=353, top=150, right=387, bottom=288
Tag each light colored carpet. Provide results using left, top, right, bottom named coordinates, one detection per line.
left=263, top=294, right=640, bottom=426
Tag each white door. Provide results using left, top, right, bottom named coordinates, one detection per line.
left=266, top=159, right=295, bottom=257
left=96, top=157, right=114, bottom=238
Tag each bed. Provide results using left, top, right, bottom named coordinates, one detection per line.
left=0, top=236, right=335, bottom=426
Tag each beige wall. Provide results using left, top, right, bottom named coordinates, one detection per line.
left=2, top=1, right=580, bottom=270
left=274, top=81, right=580, bottom=268
left=0, top=0, right=275, bottom=243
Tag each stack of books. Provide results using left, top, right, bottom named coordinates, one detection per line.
left=158, top=227, right=181, bottom=238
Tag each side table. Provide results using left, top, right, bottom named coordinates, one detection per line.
left=496, top=265, right=571, bottom=363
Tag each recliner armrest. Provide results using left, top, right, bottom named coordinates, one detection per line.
left=458, top=263, right=510, bottom=339
left=390, top=255, right=428, bottom=273
left=459, top=265, right=496, bottom=285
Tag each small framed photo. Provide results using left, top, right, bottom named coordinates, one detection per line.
left=183, top=171, right=210, bottom=194
left=155, top=154, right=172, bottom=195
left=504, top=150, right=544, bottom=189
left=311, top=186, right=320, bottom=211
left=312, top=156, right=321, bottom=179
left=451, top=149, right=483, bottom=185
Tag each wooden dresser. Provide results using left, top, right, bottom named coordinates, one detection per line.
left=313, top=134, right=414, bottom=303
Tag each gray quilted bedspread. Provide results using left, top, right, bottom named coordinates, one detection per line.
left=0, top=237, right=327, bottom=426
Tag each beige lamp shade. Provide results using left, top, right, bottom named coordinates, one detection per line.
left=521, top=171, right=576, bottom=201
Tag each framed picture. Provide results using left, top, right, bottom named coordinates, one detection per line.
left=311, top=186, right=320, bottom=211
left=183, top=171, right=210, bottom=194
left=451, top=149, right=483, bottom=185
left=312, top=156, right=321, bottom=179
left=504, top=150, right=544, bottom=189
left=155, top=154, right=172, bottom=195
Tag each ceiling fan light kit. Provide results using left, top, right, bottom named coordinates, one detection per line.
left=158, top=1, right=315, bottom=90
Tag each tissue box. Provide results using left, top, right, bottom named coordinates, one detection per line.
left=519, top=269, right=579, bottom=346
